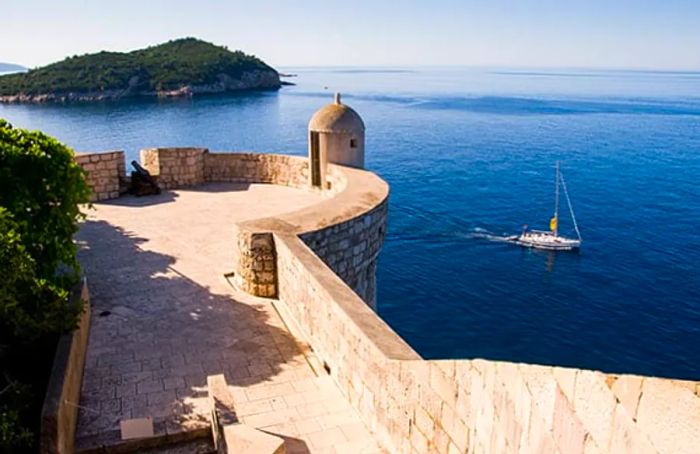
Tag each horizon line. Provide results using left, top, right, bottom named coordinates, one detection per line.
left=3, top=61, right=700, bottom=75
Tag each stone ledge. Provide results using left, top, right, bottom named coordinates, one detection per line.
left=236, top=162, right=386, bottom=236
left=223, top=425, right=285, bottom=454
left=41, top=279, right=91, bottom=454
left=275, top=232, right=417, bottom=362
left=207, top=374, right=285, bottom=454
left=74, top=423, right=210, bottom=454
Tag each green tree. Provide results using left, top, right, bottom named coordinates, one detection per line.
left=0, top=120, right=90, bottom=451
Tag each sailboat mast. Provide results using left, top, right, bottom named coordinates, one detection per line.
left=554, top=161, right=560, bottom=236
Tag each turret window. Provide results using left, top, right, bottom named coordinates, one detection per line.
left=350, top=139, right=357, bottom=148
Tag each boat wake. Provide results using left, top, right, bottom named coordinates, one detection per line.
left=466, top=227, right=517, bottom=243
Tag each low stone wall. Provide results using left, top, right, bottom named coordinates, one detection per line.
left=74, top=151, right=125, bottom=201
left=204, top=152, right=308, bottom=189
left=275, top=233, right=417, bottom=451
left=140, top=147, right=206, bottom=189
left=140, top=147, right=348, bottom=194
left=232, top=161, right=387, bottom=306
left=233, top=230, right=278, bottom=298
left=71, top=146, right=700, bottom=452
left=73, top=147, right=377, bottom=304
left=274, top=232, right=700, bottom=453
left=41, top=279, right=91, bottom=454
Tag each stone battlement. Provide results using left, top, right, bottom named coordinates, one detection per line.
left=74, top=151, right=127, bottom=201
left=73, top=147, right=700, bottom=453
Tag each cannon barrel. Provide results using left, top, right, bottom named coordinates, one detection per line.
left=129, top=160, right=161, bottom=196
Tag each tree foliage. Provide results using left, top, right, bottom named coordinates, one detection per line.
left=0, top=120, right=90, bottom=451
left=0, top=38, right=276, bottom=95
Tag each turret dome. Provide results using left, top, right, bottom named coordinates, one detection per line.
left=308, top=93, right=365, bottom=134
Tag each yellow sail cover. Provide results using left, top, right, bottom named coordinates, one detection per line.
left=550, top=216, right=557, bottom=231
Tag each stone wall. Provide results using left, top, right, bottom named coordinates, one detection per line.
left=138, top=148, right=348, bottom=194
left=74, top=151, right=125, bottom=202
left=73, top=147, right=374, bottom=303
left=204, top=152, right=308, bottom=188
left=274, top=233, right=700, bottom=454
left=41, top=280, right=91, bottom=454
left=299, top=200, right=387, bottom=307
left=230, top=161, right=386, bottom=306
left=232, top=229, right=277, bottom=298
left=71, top=146, right=700, bottom=452
left=140, top=147, right=206, bottom=189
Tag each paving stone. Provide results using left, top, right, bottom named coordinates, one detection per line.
left=74, top=183, right=382, bottom=453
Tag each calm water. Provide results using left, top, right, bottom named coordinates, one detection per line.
left=2, top=68, right=700, bottom=379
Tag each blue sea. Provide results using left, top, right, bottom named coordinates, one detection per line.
left=2, top=68, right=700, bottom=379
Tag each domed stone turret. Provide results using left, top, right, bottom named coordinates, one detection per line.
left=308, top=93, right=365, bottom=188
left=309, top=93, right=365, bottom=134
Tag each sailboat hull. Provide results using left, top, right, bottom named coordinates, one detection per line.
left=511, top=231, right=581, bottom=251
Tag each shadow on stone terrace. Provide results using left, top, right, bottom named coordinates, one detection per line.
left=74, top=219, right=311, bottom=450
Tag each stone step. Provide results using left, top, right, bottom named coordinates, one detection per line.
left=207, top=374, right=286, bottom=454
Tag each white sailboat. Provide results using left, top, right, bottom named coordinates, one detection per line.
left=508, top=162, right=582, bottom=251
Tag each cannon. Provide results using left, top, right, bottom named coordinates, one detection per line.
left=129, top=160, right=161, bottom=196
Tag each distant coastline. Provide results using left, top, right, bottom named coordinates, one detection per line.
left=0, top=62, right=27, bottom=74
left=0, top=38, right=281, bottom=104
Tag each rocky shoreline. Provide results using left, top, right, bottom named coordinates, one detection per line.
left=0, top=69, right=281, bottom=104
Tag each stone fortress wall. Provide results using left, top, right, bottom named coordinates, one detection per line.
left=74, top=151, right=126, bottom=201
left=74, top=142, right=699, bottom=454
left=74, top=148, right=380, bottom=305
left=275, top=232, right=700, bottom=454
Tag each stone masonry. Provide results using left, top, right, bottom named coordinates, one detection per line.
left=274, top=231, right=700, bottom=454
left=75, top=183, right=384, bottom=453
left=73, top=147, right=700, bottom=453
left=233, top=230, right=278, bottom=298
left=140, top=147, right=206, bottom=189
left=300, top=201, right=387, bottom=308
left=74, top=151, right=126, bottom=202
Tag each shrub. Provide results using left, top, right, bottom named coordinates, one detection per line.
left=0, top=208, right=74, bottom=339
left=0, top=119, right=90, bottom=292
left=0, top=119, right=90, bottom=451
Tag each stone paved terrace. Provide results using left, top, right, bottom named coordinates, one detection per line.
left=75, top=182, right=385, bottom=453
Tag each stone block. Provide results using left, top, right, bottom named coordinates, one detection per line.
left=551, top=386, right=586, bottom=454
left=635, top=377, right=700, bottom=453
left=223, top=424, right=285, bottom=454
left=552, top=366, right=577, bottom=402
left=409, top=424, right=429, bottom=453
left=520, top=365, right=556, bottom=431
left=609, top=403, right=656, bottom=454
left=610, top=375, right=643, bottom=419
left=525, top=406, right=557, bottom=454
left=572, top=370, right=615, bottom=449
left=414, top=405, right=435, bottom=441
left=430, top=362, right=458, bottom=409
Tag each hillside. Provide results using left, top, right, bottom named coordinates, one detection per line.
left=0, top=62, right=27, bottom=73
left=0, top=38, right=280, bottom=103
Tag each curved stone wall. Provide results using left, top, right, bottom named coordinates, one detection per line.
left=74, top=146, right=700, bottom=453
left=230, top=155, right=388, bottom=305
left=75, top=147, right=379, bottom=303
left=274, top=231, right=700, bottom=454
left=299, top=201, right=387, bottom=307
left=136, top=148, right=383, bottom=305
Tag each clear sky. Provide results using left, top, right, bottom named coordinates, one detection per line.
left=3, top=0, right=700, bottom=70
